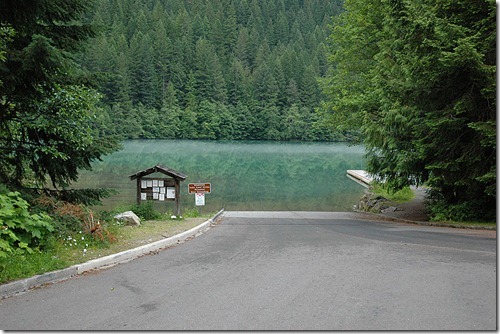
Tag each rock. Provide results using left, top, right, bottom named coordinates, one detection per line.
left=371, top=201, right=387, bottom=213
left=114, top=211, right=141, bottom=226
left=355, top=191, right=391, bottom=213
left=381, top=206, right=400, bottom=213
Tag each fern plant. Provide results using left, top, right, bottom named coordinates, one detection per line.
left=0, top=192, right=54, bottom=260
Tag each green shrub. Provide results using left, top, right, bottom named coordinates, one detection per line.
left=371, top=182, right=414, bottom=203
left=0, top=237, right=69, bottom=283
left=428, top=198, right=495, bottom=222
left=34, top=195, right=115, bottom=243
left=0, top=192, right=54, bottom=260
left=182, top=207, right=201, bottom=218
left=129, top=202, right=163, bottom=220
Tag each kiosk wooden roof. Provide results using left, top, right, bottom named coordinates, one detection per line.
left=129, top=164, right=187, bottom=181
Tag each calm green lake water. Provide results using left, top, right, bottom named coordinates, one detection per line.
left=74, top=140, right=366, bottom=213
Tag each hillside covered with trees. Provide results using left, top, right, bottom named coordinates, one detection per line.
left=79, top=0, right=344, bottom=141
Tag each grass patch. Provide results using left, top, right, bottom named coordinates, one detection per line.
left=371, top=182, right=415, bottom=203
left=0, top=248, right=69, bottom=284
left=0, top=211, right=218, bottom=285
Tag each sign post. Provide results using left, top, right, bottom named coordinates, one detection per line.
left=188, top=183, right=211, bottom=214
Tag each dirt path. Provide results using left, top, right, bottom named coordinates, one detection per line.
left=377, top=187, right=430, bottom=222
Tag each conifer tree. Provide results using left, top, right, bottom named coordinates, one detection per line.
left=0, top=0, right=118, bottom=195
left=129, top=31, right=157, bottom=107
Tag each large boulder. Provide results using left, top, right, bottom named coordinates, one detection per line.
left=114, top=211, right=141, bottom=226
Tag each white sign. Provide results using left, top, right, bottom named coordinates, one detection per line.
left=195, top=193, right=205, bottom=206
left=166, top=187, right=176, bottom=199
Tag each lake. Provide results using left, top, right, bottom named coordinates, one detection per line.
left=73, top=140, right=366, bottom=213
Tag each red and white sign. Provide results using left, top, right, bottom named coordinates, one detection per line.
left=195, top=193, right=205, bottom=206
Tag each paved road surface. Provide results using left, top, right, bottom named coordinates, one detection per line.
left=0, top=211, right=496, bottom=330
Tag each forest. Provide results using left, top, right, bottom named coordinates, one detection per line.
left=79, top=0, right=345, bottom=141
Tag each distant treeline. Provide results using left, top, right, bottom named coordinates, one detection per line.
left=79, top=0, right=346, bottom=141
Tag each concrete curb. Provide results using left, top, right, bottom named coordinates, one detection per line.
left=1, top=209, right=224, bottom=300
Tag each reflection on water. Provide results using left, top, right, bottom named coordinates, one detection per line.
left=73, top=140, right=366, bottom=212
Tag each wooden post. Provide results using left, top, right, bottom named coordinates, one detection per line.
left=174, top=179, right=180, bottom=216
left=136, top=178, right=141, bottom=205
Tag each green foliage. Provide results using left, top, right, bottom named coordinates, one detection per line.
left=0, top=0, right=120, bottom=192
left=322, top=0, right=496, bottom=220
left=0, top=24, right=14, bottom=84
left=78, top=0, right=344, bottom=141
left=33, top=195, right=116, bottom=246
left=371, top=183, right=414, bottom=203
left=181, top=207, right=201, bottom=218
left=0, top=243, right=69, bottom=283
left=427, top=190, right=495, bottom=223
left=0, top=192, right=54, bottom=260
left=4, top=85, right=119, bottom=188
left=0, top=208, right=118, bottom=283
left=128, top=202, right=163, bottom=221
left=40, top=188, right=116, bottom=207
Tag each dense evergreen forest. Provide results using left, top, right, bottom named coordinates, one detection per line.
left=79, top=0, right=344, bottom=141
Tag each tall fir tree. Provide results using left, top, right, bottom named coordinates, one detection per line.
left=0, top=0, right=119, bottom=196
